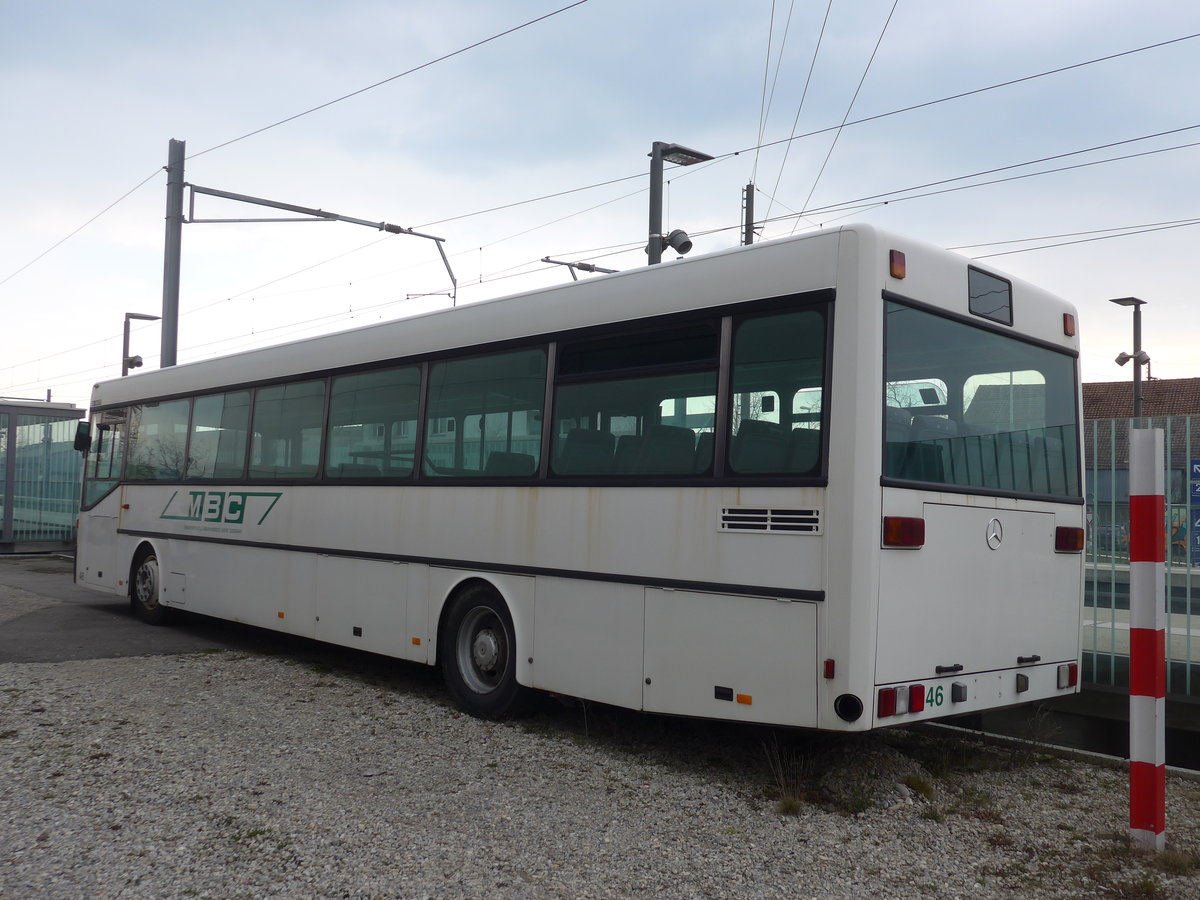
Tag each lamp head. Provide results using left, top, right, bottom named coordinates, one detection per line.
left=665, top=229, right=692, bottom=255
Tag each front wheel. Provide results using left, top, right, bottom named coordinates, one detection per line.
left=130, top=549, right=170, bottom=625
left=439, top=586, right=526, bottom=719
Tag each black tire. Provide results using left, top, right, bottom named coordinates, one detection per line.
left=130, top=548, right=170, bottom=626
left=439, top=585, right=526, bottom=719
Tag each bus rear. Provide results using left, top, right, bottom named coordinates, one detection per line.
left=852, top=234, right=1084, bottom=728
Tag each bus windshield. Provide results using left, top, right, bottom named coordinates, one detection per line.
left=883, top=300, right=1080, bottom=500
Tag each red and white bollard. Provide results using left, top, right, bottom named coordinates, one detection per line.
left=1128, top=427, right=1166, bottom=852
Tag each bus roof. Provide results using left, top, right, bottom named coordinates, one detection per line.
left=90, top=224, right=1075, bottom=409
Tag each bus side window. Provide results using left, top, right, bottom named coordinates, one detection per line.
left=81, top=409, right=129, bottom=507
left=728, top=307, right=826, bottom=476
left=249, top=381, right=326, bottom=480
left=188, top=391, right=250, bottom=480
left=326, top=368, right=420, bottom=478
left=423, top=348, right=546, bottom=477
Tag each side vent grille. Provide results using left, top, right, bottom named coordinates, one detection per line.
left=719, top=507, right=822, bottom=535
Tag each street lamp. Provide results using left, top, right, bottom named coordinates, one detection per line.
left=647, top=141, right=713, bottom=265
left=123, top=312, right=162, bottom=376
left=1109, top=296, right=1149, bottom=419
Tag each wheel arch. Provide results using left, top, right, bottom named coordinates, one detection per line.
left=430, top=572, right=533, bottom=683
left=128, top=539, right=161, bottom=593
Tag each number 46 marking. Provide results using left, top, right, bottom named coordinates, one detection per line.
left=926, top=685, right=944, bottom=707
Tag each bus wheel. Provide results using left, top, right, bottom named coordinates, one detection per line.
left=440, top=586, right=525, bottom=719
left=130, top=548, right=169, bottom=626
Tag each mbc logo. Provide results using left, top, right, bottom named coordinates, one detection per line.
left=159, top=490, right=282, bottom=526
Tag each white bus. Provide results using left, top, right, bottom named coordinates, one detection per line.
left=74, top=224, right=1085, bottom=730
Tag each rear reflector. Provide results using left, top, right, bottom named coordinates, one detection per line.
left=908, top=684, right=925, bottom=713
left=878, top=685, right=927, bottom=718
left=1055, top=526, right=1085, bottom=553
left=877, top=687, right=896, bottom=718
left=1057, top=663, right=1078, bottom=689
left=882, top=516, right=925, bottom=548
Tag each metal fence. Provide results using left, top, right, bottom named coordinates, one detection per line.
left=1084, top=415, right=1198, bottom=697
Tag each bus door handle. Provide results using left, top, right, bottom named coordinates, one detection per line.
left=935, top=663, right=964, bottom=675
left=1017, top=655, right=1042, bottom=665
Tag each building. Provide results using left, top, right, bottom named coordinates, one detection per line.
left=0, top=399, right=84, bottom=553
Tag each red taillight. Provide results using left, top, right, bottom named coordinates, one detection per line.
left=877, top=687, right=897, bottom=718
left=883, top=516, right=925, bottom=548
left=1058, top=663, right=1079, bottom=689
left=908, top=684, right=925, bottom=713
left=1056, top=526, right=1085, bottom=553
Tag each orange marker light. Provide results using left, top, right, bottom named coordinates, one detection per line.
left=277, top=611, right=285, bottom=619
left=736, top=694, right=753, bottom=705
left=411, top=637, right=422, bottom=646
left=1063, top=313, right=1076, bottom=337
left=889, top=250, right=907, bottom=279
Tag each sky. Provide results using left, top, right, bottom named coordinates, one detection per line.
left=2, top=0, right=1199, bottom=410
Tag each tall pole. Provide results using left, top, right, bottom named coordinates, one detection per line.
left=161, top=138, right=186, bottom=368
left=122, top=316, right=132, bottom=378
left=1133, top=302, right=1144, bottom=420
left=1128, top=427, right=1166, bottom=851
left=648, top=142, right=665, bottom=265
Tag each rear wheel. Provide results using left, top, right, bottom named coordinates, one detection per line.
left=130, top=549, right=170, bottom=625
left=440, top=585, right=525, bottom=719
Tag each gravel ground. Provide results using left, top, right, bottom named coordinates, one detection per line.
left=2, top=599, right=1199, bottom=898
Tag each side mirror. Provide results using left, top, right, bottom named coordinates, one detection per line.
left=73, top=421, right=92, bottom=453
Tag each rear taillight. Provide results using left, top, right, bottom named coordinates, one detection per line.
left=882, top=516, right=925, bottom=548
left=1057, top=663, right=1078, bottom=689
left=878, top=684, right=925, bottom=718
left=908, top=684, right=925, bottom=713
left=1055, top=526, right=1085, bottom=553
left=877, top=687, right=896, bottom=718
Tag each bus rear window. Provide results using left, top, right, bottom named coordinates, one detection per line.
left=883, top=301, right=1079, bottom=499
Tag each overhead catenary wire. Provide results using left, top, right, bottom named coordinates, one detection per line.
left=0, top=2, right=594, bottom=290
left=186, top=1, right=593, bottom=161
left=790, top=0, right=899, bottom=233
left=751, top=0, right=800, bottom=185
left=6, top=121, right=1196, bottom=395
left=762, top=0, right=834, bottom=229
left=7, top=26, right=1200, bottom=394
left=416, top=31, right=1200, bottom=234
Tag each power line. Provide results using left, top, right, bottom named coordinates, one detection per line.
left=0, top=167, right=160, bottom=288
left=799, top=124, right=1200, bottom=217
left=966, top=219, right=1200, bottom=259
left=948, top=218, right=1200, bottom=251
left=763, top=0, right=834, bottom=228
left=752, top=0, right=799, bottom=185
left=0, top=3, right=593, bottom=291
left=417, top=32, right=1200, bottom=234
left=187, top=1, right=593, bottom=161
left=792, top=0, right=899, bottom=232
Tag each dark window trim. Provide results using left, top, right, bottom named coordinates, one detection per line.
left=86, top=289, right=836, bottom=490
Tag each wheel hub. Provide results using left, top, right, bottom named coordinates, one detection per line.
left=471, top=629, right=500, bottom=672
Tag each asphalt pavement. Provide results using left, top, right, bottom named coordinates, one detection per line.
left=0, top=555, right=229, bottom=663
